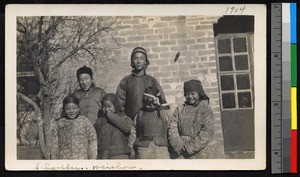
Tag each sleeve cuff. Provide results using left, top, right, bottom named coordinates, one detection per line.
left=184, top=143, right=193, bottom=155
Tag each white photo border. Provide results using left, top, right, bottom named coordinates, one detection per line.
left=5, top=4, right=266, bottom=171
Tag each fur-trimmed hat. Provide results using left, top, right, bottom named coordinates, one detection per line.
left=184, top=79, right=209, bottom=101
left=63, top=95, right=80, bottom=107
left=76, top=66, right=93, bottom=80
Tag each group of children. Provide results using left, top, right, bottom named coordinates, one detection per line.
left=51, top=47, right=214, bottom=160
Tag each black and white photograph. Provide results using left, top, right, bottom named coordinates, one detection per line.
left=5, top=4, right=266, bottom=170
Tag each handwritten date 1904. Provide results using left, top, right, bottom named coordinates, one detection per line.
left=225, top=6, right=246, bottom=14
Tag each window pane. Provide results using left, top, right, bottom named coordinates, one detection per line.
left=235, top=55, right=249, bottom=70
left=233, top=37, right=247, bottom=53
left=238, top=92, right=252, bottom=108
left=220, top=75, right=234, bottom=90
left=236, top=74, right=250, bottom=90
left=218, top=39, right=231, bottom=54
left=222, top=93, right=236, bottom=109
left=219, top=56, right=233, bottom=71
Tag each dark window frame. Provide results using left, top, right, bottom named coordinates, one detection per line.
left=216, top=33, right=253, bottom=110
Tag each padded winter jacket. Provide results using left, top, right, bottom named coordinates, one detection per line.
left=51, top=115, right=97, bottom=159
left=73, top=86, right=106, bottom=125
left=128, top=106, right=171, bottom=148
left=168, top=100, right=214, bottom=159
left=94, top=112, right=133, bottom=158
left=116, top=71, right=166, bottom=119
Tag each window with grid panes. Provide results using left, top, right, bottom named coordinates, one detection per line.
left=216, top=34, right=253, bottom=110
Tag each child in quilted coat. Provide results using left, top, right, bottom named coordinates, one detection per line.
left=168, top=79, right=214, bottom=159
left=51, top=95, right=97, bottom=159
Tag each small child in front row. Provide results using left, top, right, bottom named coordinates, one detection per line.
left=128, top=86, right=171, bottom=159
left=168, top=79, right=214, bottom=159
left=51, top=95, right=97, bottom=159
left=94, top=93, right=133, bottom=159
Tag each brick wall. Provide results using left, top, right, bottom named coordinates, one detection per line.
left=59, top=16, right=225, bottom=158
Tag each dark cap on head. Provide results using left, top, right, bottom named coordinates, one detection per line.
left=130, top=47, right=150, bottom=69
left=131, top=47, right=147, bottom=59
left=63, top=95, right=80, bottom=107
left=76, top=66, right=93, bottom=80
left=184, top=79, right=209, bottom=101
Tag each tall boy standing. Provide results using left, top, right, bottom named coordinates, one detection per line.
left=116, top=47, right=166, bottom=120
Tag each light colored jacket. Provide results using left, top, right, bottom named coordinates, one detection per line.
left=168, top=100, right=214, bottom=159
left=51, top=115, right=97, bottom=159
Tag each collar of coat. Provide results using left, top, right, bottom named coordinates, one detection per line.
left=184, top=99, right=209, bottom=108
left=64, top=112, right=80, bottom=120
left=80, top=83, right=95, bottom=92
left=131, top=69, right=146, bottom=77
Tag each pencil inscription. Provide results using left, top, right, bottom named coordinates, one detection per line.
left=34, top=162, right=137, bottom=170
left=225, top=6, right=246, bottom=14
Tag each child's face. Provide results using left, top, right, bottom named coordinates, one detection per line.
left=102, top=100, right=116, bottom=114
left=185, top=91, right=200, bottom=105
left=78, top=73, right=93, bottom=91
left=132, top=52, right=147, bottom=71
left=143, top=95, right=157, bottom=109
left=64, top=103, right=80, bottom=119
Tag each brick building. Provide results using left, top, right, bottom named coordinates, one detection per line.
left=74, top=15, right=225, bottom=158
left=18, top=15, right=255, bottom=159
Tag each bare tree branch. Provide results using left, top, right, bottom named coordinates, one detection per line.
left=49, top=26, right=107, bottom=73
left=83, top=48, right=97, bottom=61
left=38, top=16, right=44, bottom=42
left=17, top=16, right=123, bottom=159
left=105, top=31, right=121, bottom=47
left=17, top=20, right=27, bottom=34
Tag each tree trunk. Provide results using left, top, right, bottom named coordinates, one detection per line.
left=17, top=93, right=47, bottom=158
left=43, top=95, right=52, bottom=159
